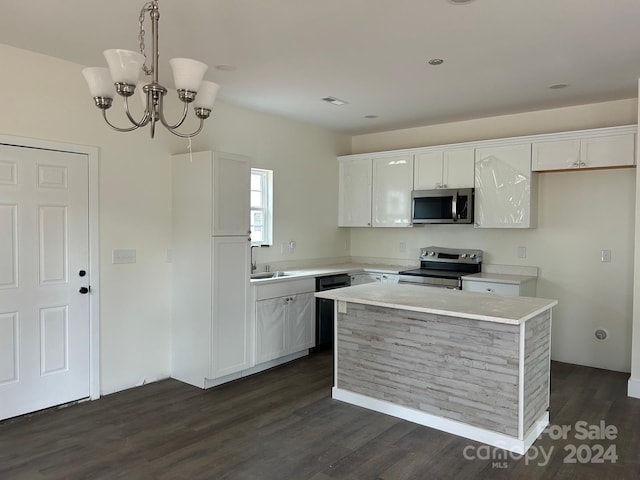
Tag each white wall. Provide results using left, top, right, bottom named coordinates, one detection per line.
left=630, top=80, right=640, bottom=397
left=350, top=100, right=638, bottom=373
left=0, top=44, right=349, bottom=394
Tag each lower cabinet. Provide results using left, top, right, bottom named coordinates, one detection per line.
left=462, top=278, right=537, bottom=297
left=254, top=279, right=316, bottom=365
left=350, top=272, right=399, bottom=285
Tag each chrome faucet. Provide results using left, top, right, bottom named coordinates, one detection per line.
left=251, top=245, right=260, bottom=273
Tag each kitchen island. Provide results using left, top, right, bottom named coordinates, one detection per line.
left=315, top=283, right=557, bottom=454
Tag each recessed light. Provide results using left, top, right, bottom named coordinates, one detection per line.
left=549, top=83, right=569, bottom=89
left=364, top=115, right=378, bottom=119
left=428, top=58, right=444, bottom=66
left=215, top=64, right=237, bottom=71
left=447, top=0, right=476, bottom=4
left=321, top=96, right=348, bottom=106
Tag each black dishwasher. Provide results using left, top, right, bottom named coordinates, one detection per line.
left=315, top=274, right=351, bottom=349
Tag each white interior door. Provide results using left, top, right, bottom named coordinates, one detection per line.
left=0, top=144, right=90, bottom=420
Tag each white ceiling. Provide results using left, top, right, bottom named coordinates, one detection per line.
left=1, top=0, right=640, bottom=135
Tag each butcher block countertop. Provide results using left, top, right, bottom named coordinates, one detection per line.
left=315, top=283, right=557, bottom=325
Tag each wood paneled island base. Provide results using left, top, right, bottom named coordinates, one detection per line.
left=316, top=283, right=557, bottom=454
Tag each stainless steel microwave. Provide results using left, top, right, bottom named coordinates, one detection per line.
left=411, top=188, right=474, bottom=224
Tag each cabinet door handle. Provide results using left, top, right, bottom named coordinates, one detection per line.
left=486, top=288, right=494, bottom=292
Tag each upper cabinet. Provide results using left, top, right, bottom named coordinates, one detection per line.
left=337, top=125, right=635, bottom=229
left=372, top=155, right=413, bottom=227
left=211, top=151, right=251, bottom=236
left=475, top=143, right=536, bottom=229
left=338, top=154, right=413, bottom=227
left=338, top=157, right=372, bottom=227
left=414, top=148, right=475, bottom=190
left=532, top=130, right=635, bottom=172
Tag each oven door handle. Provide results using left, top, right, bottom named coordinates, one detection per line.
left=451, top=190, right=458, bottom=222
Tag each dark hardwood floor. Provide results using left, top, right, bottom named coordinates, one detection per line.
left=1, top=351, right=639, bottom=479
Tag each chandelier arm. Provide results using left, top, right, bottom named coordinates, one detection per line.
left=166, top=118, right=205, bottom=138
left=123, top=96, right=152, bottom=127
left=157, top=94, right=190, bottom=130
left=102, top=109, right=141, bottom=133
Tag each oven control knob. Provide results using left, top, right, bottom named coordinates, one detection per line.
left=428, top=251, right=435, bottom=256
left=420, top=249, right=427, bottom=256
left=470, top=254, right=476, bottom=259
left=461, top=253, right=467, bottom=259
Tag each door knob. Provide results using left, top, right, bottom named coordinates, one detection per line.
left=79, top=270, right=87, bottom=277
left=79, top=286, right=90, bottom=294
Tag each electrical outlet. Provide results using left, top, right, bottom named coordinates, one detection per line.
left=601, top=249, right=611, bottom=263
left=289, top=240, right=296, bottom=253
left=399, top=242, right=406, bottom=253
left=517, top=246, right=527, bottom=259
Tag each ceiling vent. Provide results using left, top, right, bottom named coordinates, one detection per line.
left=321, top=96, right=348, bottom=106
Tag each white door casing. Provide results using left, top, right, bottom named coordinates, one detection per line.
left=0, top=140, right=98, bottom=420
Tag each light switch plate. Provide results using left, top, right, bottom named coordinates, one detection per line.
left=338, top=300, right=347, bottom=314
left=112, top=249, right=136, bottom=264
left=601, top=249, right=611, bottom=263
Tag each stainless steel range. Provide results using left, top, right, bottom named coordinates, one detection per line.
left=399, top=246, right=482, bottom=289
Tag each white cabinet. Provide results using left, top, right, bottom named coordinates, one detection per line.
left=212, top=236, right=252, bottom=376
left=171, top=151, right=252, bottom=388
left=475, top=143, right=537, bottom=228
left=371, top=155, right=414, bottom=227
left=255, top=279, right=315, bottom=364
left=338, top=157, right=372, bottom=227
left=212, top=152, right=251, bottom=235
left=532, top=133, right=635, bottom=171
left=338, top=154, right=413, bottom=228
left=381, top=273, right=399, bottom=284
left=350, top=272, right=399, bottom=285
left=414, top=148, right=475, bottom=190
left=350, top=272, right=381, bottom=285
left=462, top=278, right=537, bottom=297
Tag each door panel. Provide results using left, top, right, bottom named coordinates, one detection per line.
left=40, top=305, right=68, bottom=375
left=288, top=293, right=315, bottom=353
left=39, top=205, right=68, bottom=285
left=0, top=312, right=18, bottom=385
left=0, top=144, right=89, bottom=420
left=0, top=204, right=17, bottom=288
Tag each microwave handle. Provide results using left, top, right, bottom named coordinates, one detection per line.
left=451, top=190, right=458, bottom=222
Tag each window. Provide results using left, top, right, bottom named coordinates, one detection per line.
left=250, top=168, right=273, bottom=246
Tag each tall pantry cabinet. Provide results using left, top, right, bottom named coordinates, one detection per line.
left=171, top=151, right=252, bottom=388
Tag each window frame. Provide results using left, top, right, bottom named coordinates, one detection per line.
left=250, top=168, right=273, bottom=246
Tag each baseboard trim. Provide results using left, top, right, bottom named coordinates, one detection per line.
left=204, top=350, right=309, bottom=388
left=332, top=387, right=548, bottom=455
left=628, top=377, right=640, bottom=399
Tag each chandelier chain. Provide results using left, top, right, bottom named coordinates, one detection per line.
left=138, top=1, right=155, bottom=76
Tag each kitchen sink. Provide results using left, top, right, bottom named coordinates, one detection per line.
left=250, top=271, right=293, bottom=280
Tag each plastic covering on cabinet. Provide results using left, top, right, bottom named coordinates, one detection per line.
left=475, top=155, right=530, bottom=226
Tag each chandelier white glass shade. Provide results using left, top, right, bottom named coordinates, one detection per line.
left=82, top=0, right=220, bottom=138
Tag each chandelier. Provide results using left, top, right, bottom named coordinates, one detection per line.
left=81, top=0, right=219, bottom=138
